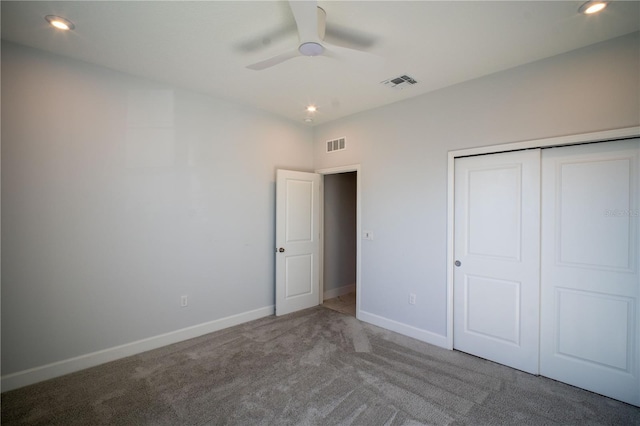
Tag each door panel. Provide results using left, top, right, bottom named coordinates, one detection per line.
left=556, top=158, right=632, bottom=269
left=285, top=254, right=313, bottom=298
left=555, top=289, right=631, bottom=370
left=454, top=149, right=541, bottom=374
left=464, top=275, right=521, bottom=345
left=467, top=166, right=522, bottom=259
left=285, top=180, right=314, bottom=242
left=276, top=170, right=320, bottom=316
left=540, top=139, right=639, bottom=406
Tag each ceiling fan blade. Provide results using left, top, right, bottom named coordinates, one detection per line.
left=317, top=6, right=326, bottom=40
left=324, top=24, right=377, bottom=51
left=323, top=43, right=380, bottom=60
left=246, top=49, right=300, bottom=70
left=289, top=0, right=321, bottom=43
left=322, top=44, right=384, bottom=72
left=235, top=24, right=297, bottom=53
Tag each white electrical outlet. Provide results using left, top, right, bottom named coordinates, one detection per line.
left=181, top=295, right=188, bottom=307
left=409, top=293, right=416, bottom=305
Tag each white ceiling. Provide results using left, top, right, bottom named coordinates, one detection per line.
left=2, top=1, right=639, bottom=126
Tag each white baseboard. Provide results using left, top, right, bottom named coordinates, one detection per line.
left=323, top=283, right=356, bottom=300
left=358, top=310, right=449, bottom=349
left=1, top=305, right=274, bottom=392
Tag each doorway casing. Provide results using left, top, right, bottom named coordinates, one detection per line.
left=316, top=164, right=362, bottom=319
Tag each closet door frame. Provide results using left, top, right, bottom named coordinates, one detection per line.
left=445, top=126, right=640, bottom=350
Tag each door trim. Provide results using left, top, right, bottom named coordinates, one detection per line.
left=446, top=126, right=640, bottom=349
left=316, top=164, right=362, bottom=319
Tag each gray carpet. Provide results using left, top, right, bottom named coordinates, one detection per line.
left=2, top=306, right=639, bottom=425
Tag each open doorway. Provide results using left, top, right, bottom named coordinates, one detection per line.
left=322, top=171, right=357, bottom=317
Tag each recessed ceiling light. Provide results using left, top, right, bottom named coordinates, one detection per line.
left=45, top=15, right=75, bottom=31
left=578, top=1, right=609, bottom=14
left=304, top=117, right=314, bottom=123
left=306, top=105, right=317, bottom=113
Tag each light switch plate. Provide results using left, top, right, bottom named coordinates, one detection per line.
left=363, top=230, right=373, bottom=240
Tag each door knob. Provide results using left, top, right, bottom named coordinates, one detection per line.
left=279, top=247, right=285, bottom=253
left=455, top=260, right=461, bottom=267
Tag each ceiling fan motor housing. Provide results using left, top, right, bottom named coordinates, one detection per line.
left=299, top=42, right=324, bottom=56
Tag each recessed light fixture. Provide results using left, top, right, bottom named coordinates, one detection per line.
left=578, top=1, right=610, bottom=14
left=45, top=15, right=75, bottom=30
left=306, top=105, right=317, bottom=113
left=304, top=117, right=314, bottom=123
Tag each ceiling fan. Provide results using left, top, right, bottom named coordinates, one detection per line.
left=246, top=1, right=375, bottom=71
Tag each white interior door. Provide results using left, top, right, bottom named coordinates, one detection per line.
left=540, top=140, right=640, bottom=406
left=275, top=169, right=321, bottom=316
left=454, top=149, right=541, bottom=374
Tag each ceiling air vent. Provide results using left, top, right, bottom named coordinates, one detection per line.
left=326, top=137, right=346, bottom=153
left=381, top=74, right=418, bottom=90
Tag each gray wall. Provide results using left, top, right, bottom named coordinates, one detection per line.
left=1, top=41, right=314, bottom=375
left=323, top=172, right=357, bottom=296
left=313, top=32, right=640, bottom=338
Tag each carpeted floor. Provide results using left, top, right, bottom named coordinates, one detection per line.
left=2, top=306, right=639, bottom=425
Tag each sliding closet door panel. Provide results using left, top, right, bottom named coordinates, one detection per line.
left=454, top=149, right=540, bottom=374
left=540, top=139, right=639, bottom=407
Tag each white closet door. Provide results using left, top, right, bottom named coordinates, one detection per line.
left=454, top=149, right=541, bottom=374
left=540, top=139, right=640, bottom=406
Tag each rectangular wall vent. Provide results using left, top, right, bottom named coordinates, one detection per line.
left=326, top=137, right=346, bottom=153
left=381, top=74, right=418, bottom=90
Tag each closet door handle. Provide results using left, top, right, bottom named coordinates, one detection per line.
left=455, top=260, right=461, bottom=267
